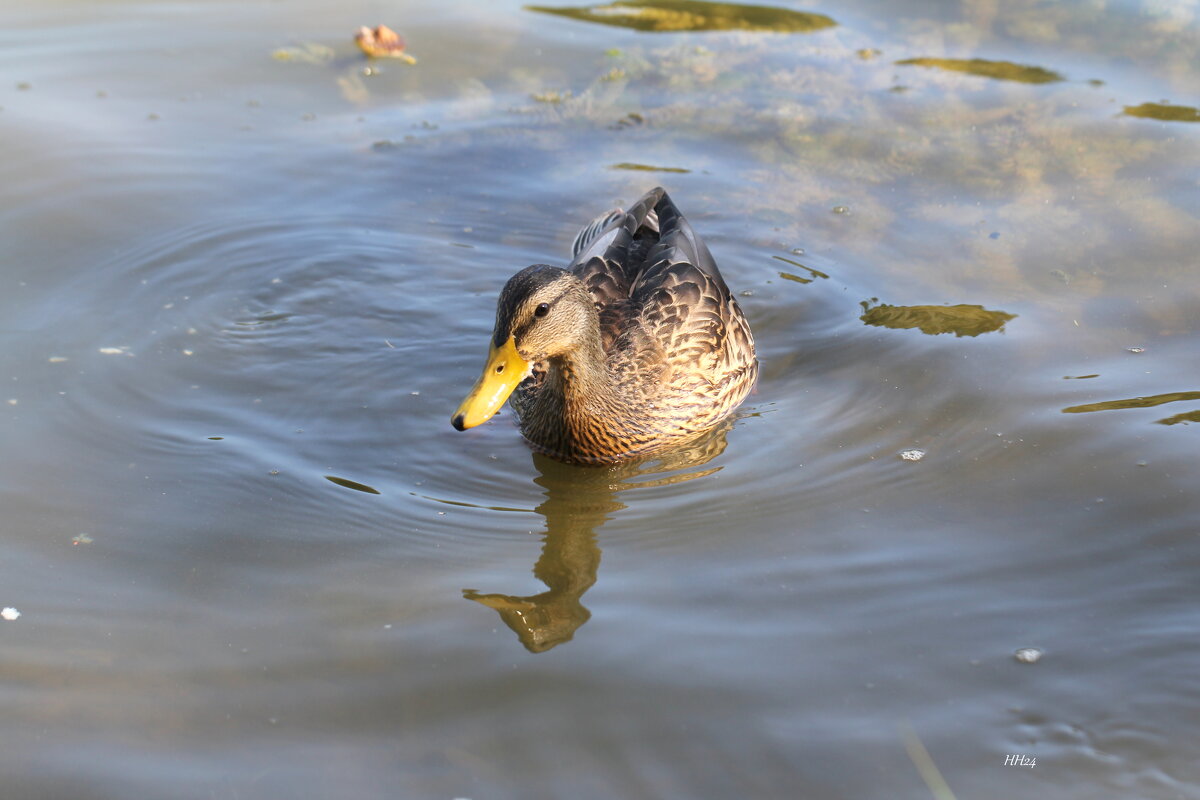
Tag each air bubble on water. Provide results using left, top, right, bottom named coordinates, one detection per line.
left=1014, top=647, right=1042, bottom=664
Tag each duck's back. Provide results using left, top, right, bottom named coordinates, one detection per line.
left=569, top=187, right=757, bottom=422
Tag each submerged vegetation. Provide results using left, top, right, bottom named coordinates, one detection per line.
left=859, top=303, right=1016, bottom=337
left=1062, top=391, right=1200, bottom=414
left=1123, top=102, right=1200, bottom=122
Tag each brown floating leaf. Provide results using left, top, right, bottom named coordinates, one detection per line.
left=860, top=303, right=1016, bottom=337
left=354, top=25, right=417, bottom=63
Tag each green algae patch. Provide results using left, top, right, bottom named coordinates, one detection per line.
left=896, top=58, right=1064, bottom=84
left=271, top=43, right=335, bottom=65
left=1157, top=410, right=1200, bottom=425
left=610, top=162, right=691, bottom=173
left=1062, top=391, right=1200, bottom=414
left=860, top=303, right=1016, bottom=337
left=525, top=1, right=836, bottom=33
left=1123, top=102, right=1200, bottom=122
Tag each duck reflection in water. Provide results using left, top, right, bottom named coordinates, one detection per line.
left=463, top=421, right=732, bottom=653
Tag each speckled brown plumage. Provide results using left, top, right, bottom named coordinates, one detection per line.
left=481, top=187, right=756, bottom=464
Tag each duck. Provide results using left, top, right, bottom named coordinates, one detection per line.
left=451, top=187, right=757, bottom=464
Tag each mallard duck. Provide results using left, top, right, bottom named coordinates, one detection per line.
left=451, top=187, right=757, bottom=464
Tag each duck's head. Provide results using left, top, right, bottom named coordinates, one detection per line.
left=451, top=264, right=595, bottom=431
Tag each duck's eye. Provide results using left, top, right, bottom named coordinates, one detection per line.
left=534, top=302, right=550, bottom=318
left=495, top=364, right=504, bottom=374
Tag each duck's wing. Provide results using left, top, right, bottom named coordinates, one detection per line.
left=569, top=187, right=663, bottom=269
left=568, top=188, right=756, bottom=387
left=570, top=208, right=623, bottom=262
left=632, top=192, right=757, bottom=386
left=569, top=187, right=665, bottom=307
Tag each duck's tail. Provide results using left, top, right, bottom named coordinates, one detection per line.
left=569, top=186, right=669, bottom=285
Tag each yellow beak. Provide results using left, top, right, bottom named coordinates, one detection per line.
left=451, top=337, right=530, bottom=430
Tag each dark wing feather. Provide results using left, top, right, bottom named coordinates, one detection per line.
left=571, top=209, right=623, bottom=261
left=634, top=190, right=731, bottom=299
left=569, top=187, right=664, bottom=292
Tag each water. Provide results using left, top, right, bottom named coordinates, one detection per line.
left=2, top=1, right=1198, bottom=797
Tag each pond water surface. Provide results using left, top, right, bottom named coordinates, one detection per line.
left=2, top=1, right=1198, bottom=798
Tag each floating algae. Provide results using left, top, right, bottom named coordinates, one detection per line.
left=525, top=1, right=836, bottom=33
